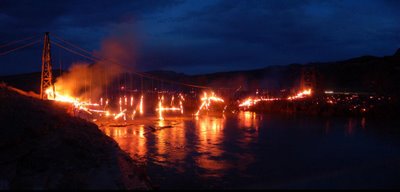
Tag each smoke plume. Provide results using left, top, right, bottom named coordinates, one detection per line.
left=53, top=33, right=137, bottom=101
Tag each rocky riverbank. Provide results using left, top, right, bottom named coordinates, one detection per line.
left=0, top=84, right=152, bottom=190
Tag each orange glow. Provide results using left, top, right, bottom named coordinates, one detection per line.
left=47, top=84, right=170, bottom=122
left=156, top=95, right=184, bottom=120
left=179, top=93, right=185, bottom=101
left=45, top=88, right=78, bottom=104
left=105, top=111, right=111, bottom=117
left=45, top=87, right=99, bottom=116
left=101, top=125, right=147, bottom=158
left=287, top=89, right=312, bottom=100
left=195, top=116, right=229, bottom=172
left=139, top=95, right=144, bottom=115
left=170, top=95, right=175, bottom=107
left=114, top=109, right=127, bottom=120
left=195, top=92, right=224, bottom=116
left=131, top=109, right=136, bottom=120
left=238, top=89, right=311, bottom=108
left=238, top=111, right=260, bottom=129
left=238, top=97, right=280, bottom=108
left=180, top=100, right=183, bottom=114
left=179, top=93, right=185, bottom=114
left=158, top=96, right=164, bottom=120
left=156, top=121, right=166, bottom=161
left=119, top=97, right=122, bottom=112
left=239, top=98, right=254, bottom=108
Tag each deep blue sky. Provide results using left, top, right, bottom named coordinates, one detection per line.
left=0, top=0, right=399, bottom=75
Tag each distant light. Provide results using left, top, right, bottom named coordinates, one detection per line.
left=324, top=90, right=334, bottom=94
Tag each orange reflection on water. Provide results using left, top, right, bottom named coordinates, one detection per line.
left=195, top=116, right=229, bottom=176
left=169, top=120, right=186, bottom=163
left=134, top=125, right=147, bottom=157
left=102, top=125, right=147, bottom=159
left=154, top=119, right=187, bottom=168
left=155, top=120, right=167, bottom=163
left=237, top=111, right=260, bottom=147
left=239, top=111, right=260, bottom=129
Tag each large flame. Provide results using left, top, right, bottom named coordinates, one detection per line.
left=45, top=86, right=147, bottom=122
left=45, top=87, right=102, bottom=116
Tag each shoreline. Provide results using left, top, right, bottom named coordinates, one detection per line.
left=0, top=85, right=152, bottom=190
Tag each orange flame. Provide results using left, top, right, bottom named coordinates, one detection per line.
left=114, top=109, right=127, bottom=120
left=287, top=89, right=312, bottom=100
left=139, top=95, right=144, bottom=115
left=156, top=94, right=185, bottom=120
left=238, top=97, right=281, bottom=108
left=158, top=96, right=164, bottom=120
left=195, top=92, right=224, bottom=116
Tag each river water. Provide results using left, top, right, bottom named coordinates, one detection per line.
left=98, top=111, right=400, bottom=189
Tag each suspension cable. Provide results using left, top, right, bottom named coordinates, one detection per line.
left=0, top=36, right=38, bottom=49
left=51, top=38, right=213, bottom=89
left=51, top=41, right=99, bottom=62
left=0, top=39, right=40, bottom=56
left=52, top=34, right=103, bottom=60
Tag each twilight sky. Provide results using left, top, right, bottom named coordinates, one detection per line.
left=0, top=0, right=399, bottom=75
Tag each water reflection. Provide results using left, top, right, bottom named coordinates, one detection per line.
left=96, top=113, right=390, bottom=189
left=238, top=111, right=260, bottom=129
left=154, top=119, right=187, bottom=168
left=195, top=115, right=230, bottom=177
left=100, top=114, right=259, bottom=178
left=155, top=121, right=167, bottom=164
left=346, top=118, right=356, bottom=136
left=135, top=125, right=147, bottom=157
left=102, top=125, right=147, bottom=160
left=238, top=111, right=260, bottom=145
left=361, top=117, right=366, bottom=129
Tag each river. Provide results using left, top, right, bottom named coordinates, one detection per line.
left=98, top=111, right=400, bottom=189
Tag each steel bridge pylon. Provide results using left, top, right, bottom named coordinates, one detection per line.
left=40, top=32, right=55, bottom=100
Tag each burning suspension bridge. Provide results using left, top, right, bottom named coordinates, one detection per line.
left=0, top=32, right=315, bottom=122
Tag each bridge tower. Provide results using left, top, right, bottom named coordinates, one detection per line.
left=300, top=66, right=316, bottom=91
left=40, top=32, right=55, bottom=99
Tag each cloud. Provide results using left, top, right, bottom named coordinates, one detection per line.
left=1, top=0, right=399, bottom=75
left=137, top=0, right=400, bottom=74
left=0, top=0, right=182, bottom=75
left=0, top=0, right=182, bottom=39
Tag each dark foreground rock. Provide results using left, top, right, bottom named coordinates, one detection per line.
left=0, top=84, right=152, bottom=190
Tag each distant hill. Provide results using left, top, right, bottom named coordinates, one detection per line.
left=147, top=49, right=400, bottom=95
left=2, top=49, right=400, bottom=95
left=0, top=70, right=63, bottom=94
